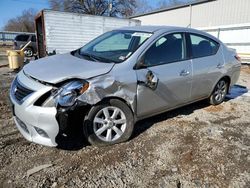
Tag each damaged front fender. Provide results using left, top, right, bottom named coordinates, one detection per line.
left=78, top=73, right=137, bottom=113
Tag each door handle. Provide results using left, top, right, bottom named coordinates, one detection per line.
left=180, top=70, right=190, bottom=76
left=217, top=64, right=224, bottom=69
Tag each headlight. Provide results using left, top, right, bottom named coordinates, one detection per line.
left=56, top=80, right=89, bottom=107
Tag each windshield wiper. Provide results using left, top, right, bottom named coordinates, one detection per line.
left=80, top=52, right=100, bottom=62
left=80, top=51, right=116, bottom=63
left=91, top=55, right=116, bottom=63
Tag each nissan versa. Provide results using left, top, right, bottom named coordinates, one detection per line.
left=9, top=26, right=241, bottom=147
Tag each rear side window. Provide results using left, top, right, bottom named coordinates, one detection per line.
left=15, top=35, right=29, bottom=42
left=190, top=34, right=219, bottom=58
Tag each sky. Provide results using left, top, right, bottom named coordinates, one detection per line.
left=0, top=0, right=50, bottom=30
left=0, top=0, right=190, bottom=30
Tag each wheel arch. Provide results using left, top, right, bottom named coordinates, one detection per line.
left=210, top=75, right=231, bottom=96
left=83, top=96, right=135, bottom=146
left=96, top=96, right=136, bottom=119
left=222, top=75, right=231, bottom=93
left=25, top=45, right=34, bottom=51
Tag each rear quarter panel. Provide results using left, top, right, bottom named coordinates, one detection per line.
left=222, top=45, right=241, bottom=86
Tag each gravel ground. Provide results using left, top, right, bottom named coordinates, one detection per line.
left=0, top=58, right=249, bottom=188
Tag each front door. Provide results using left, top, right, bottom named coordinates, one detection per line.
left=136, top=33, right=192, bottom=118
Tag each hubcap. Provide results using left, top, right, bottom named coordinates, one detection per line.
left=24, top=49, right=33, bottom=57
left=214, top=80, right=227, bottom=102
left=93, top=106, right=127, bottom=142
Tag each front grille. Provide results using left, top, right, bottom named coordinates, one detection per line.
left=12, top=78, right=34, bottom=103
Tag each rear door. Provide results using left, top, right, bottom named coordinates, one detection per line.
left=188, top=33, right=224, bottom=99
left=136, top=33, right=192, bottom=118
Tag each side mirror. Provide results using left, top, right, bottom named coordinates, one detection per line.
left=145, top=70, right=159, bottom=90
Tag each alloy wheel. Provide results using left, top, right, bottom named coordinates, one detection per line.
left=93, top=106, right=127, bottom=142
left=214, top=80, right=227, bottom=102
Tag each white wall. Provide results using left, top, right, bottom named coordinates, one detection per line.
left=200, top=23, right=250, bottom=54
left=135, top=6, right=190, bottom=27
left=133, top=0, right=250, bottom=55
left=133, top=0, right=250, bottom=28
left=191, top=0, right=250, bottom=28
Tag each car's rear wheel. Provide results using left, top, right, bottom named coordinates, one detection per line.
left=83, top=99, right=134, bottom=146
left=24, top=47, right=34, bottom=57
left=209, top=79, right=229, bottom=105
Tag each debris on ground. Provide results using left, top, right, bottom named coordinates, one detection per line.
left=0, top=61, right=249, bottom=187
left=27, top=163, right=53, bottom=177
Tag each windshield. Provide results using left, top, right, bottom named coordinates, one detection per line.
left=75, top=30, right=152, bottom=63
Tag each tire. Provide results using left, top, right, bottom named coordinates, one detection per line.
left=209, top=79, right=229, bottom=105
left=24, top=47, right=33, bottom=57
left=83, top=99, right=134, bottom=146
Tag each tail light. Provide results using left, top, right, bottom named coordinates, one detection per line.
left=234, top=54, right=241, bottom=62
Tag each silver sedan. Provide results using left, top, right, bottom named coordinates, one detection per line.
left=9, top=26, right=241, bottom=147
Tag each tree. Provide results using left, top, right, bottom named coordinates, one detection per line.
left=134, top=0, right=197, bottom=15
left=48, top=0, right=137, bottom=17
left=48, top=0, right=71, bottom=11
left=158, top=0, right=198, bottom=9
left=157, top=0, right=186, bottom=9
left=134, top=0, right=153, bottom=14
left=3, top=9, right=36, bottom=32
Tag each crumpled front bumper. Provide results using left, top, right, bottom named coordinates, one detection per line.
left=10, top=71, right=59, bottom=147
left=12, top=103, right=59, bottom=147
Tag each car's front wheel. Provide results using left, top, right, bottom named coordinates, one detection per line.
left=210, top=79, right=229, bottom=105
left=83, top=99, right=134, bottom=146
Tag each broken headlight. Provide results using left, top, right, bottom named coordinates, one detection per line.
left=56, top=80, right=89, bottom=107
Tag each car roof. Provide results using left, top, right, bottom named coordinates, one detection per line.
left=118, top=25, right=187, bottom=32
left=117, top=25, right=220, bottom=43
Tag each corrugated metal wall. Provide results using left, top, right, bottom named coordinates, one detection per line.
left=44, top=10, right=141, bottom=54
left=201, top=24, right=250, bottom=61
left=133, top=0, right=250, bottom=58
left=191, top=0, right=250, bottom=27
left=134, top=0, right=250, bottom=28
left=134, top=7, right=190, bottom=27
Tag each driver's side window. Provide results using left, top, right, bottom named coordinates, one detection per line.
left=144, top=33, right=185, bottom=66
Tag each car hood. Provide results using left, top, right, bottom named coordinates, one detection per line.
left=23, top=53, right=115, bottom=84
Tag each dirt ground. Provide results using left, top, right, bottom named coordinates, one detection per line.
left=0, top=57, right=249, bottom=188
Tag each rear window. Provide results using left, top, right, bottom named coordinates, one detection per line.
left=190, top=34, right=219, bottom=58
left=15, top=35, right=29, bottom=42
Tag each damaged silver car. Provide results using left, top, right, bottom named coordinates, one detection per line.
left=9, top=26, right=241, bottom=147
